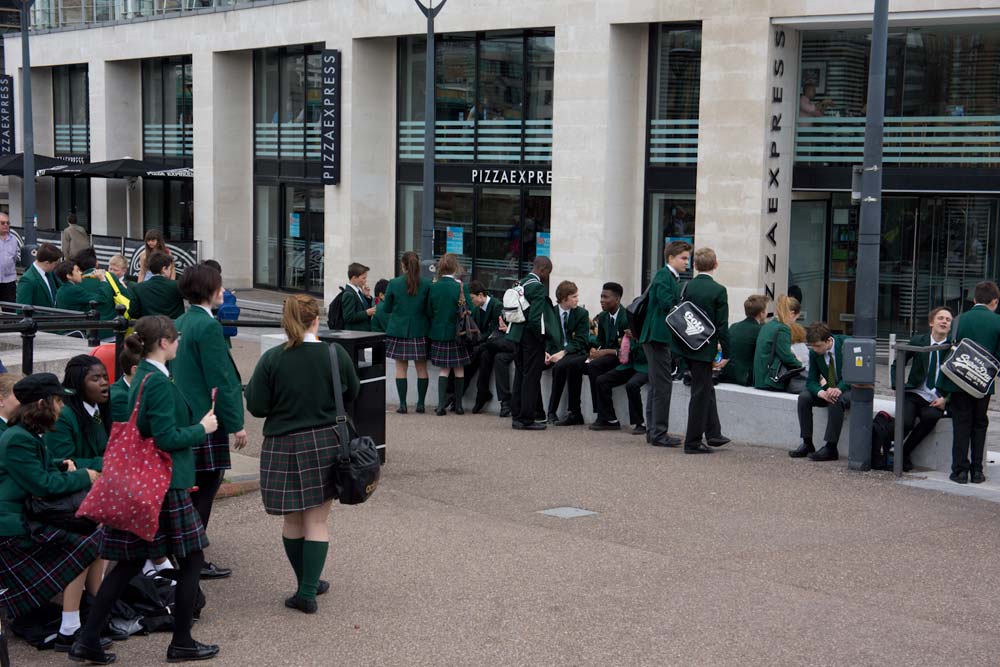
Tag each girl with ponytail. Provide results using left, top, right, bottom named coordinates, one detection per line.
left=245, top=295, right=360, bottom=614
left=381, top=251, right=432, bottom=413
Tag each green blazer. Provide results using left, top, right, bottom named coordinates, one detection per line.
left=173, top=306, right=245, bottom=435
left=43, top=405, right=108, bottom=472
left=672, top=274, right=730, bottom=363
left=0, top=424, right=92, bottom=537
left=129, top=360, right=205, bottom=490
left=371, top=301, right=390, bottom=333
left=16, top=264, right=57, bottom=309
left=594, top=306, right=627, bottom=351
left=752, top=319, right=803, bottom=390
left=382, top=276, right=430, bottom=339
left=56, top=279, right=115, bottom=337
left=427, top=277, right=473, bottom=342
left=110, top=376, right=131, bottom=423
left=806, top=334, right=850, bottom=398
left=890, top=333, right=947, bottom=392
left=936, top=304, right=1000, bottom=396
left=473, top=295, right=504, bottom=339
left=131, top=275, right=186, bottom=319
left=80, top=272, right=118, bottom=320
left=549, top=305, right=591, bottom=355
left=639, top=267, right=681, bottom=345
left=341, top=284, right=372, bottom=332
left=507, top=274, right=554, bottom=344
left=719, top=317, right=762, bottom=387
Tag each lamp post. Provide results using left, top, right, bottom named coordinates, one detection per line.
left=412, top=0, right=448, bottom=275
left=16, top=0, right=36, bottom=266
left=847, top=0, right=890, bottom=471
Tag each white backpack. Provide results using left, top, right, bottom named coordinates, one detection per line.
left=502, top=277, right=540, bottom=324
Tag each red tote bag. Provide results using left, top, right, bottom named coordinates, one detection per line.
left=76, top=375, right=173, bottom=541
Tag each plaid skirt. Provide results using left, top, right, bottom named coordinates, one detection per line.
left=386, top=336, right=428, bottom=361
left=0, top=524, right=102, bottom=618
left=100, top=489, right=208, bottom=562
left=429, top=340, right=471, bottom=368
left=193, top=430, right=231, bottom=473
left=260, top=425, right=340, bottom=516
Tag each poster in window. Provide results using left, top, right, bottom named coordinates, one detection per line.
left=536, top=232, right=550, bottom=257
left=446, top=226, right=464, bottom=254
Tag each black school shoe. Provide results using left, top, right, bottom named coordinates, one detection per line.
left=285, top=593, right=318, bottom=614
left=589, top=420, right=621, bottom=431
left=472, top=392, right=493, bottom=414
left=166, top=640, right=220, bottom=663
left=807, top=444, right=839, bottom=462
left=789, top=441, right=815, bottom=458
left=68, top=640, right=116, bottom=664
left=200, top=562, right=232, bottom=580
left=556, top=413, right=584, bottom=426
left=631, top=424, right=646, bottom=435
left=499, top=402, right=511, bottom=418
left=57, top=632, right=112, bottom=653
left=971, top=471, right=986, bottom=484
left=950, top=470, right=969, bottom=484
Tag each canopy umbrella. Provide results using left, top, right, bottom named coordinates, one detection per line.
left=0, top=153, right=76, bottom=176
left=36, top=157, right=193, bottom=179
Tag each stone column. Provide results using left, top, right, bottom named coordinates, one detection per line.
left=10, top=67, right=55, bottom=233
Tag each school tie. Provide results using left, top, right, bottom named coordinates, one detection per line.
left=929, top=348, right=940, bottom=388
left=562, top=310, right=569, bottom=348
left=826, top=350, right=837, bottom=387
left=45, top=272, right=56, bottom=305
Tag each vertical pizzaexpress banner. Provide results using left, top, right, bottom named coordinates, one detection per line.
left=321, top=49, right=341, bottom=185
left=0, top=75, right=14, bottom=156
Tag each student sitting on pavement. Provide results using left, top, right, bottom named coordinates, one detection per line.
left=791, top=322, right=850, bottom=462
left=585, top=282, right=628, bottom=422
left=590, top=330, right=649, bottom=433
left=754, top=295, right=806, bottom=394
left=546, top=280, right=591, bottom=426
left=719, top=294, right=768, bottom=387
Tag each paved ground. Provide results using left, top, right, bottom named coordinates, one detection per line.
left=12, top=406, right=1000, bottom=667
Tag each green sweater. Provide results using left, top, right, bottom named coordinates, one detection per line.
left=172, top=306, right=245, bottom=435
left=382, top=276, right=431, bottom=339
left=246, top=342, right=360, bottom=437
left=43, top=405, right=108, bottom=472
left=131, top=275, right=186, bottom=319
left=341, top=284, right=373, bottom=332
left=129, top=360, right=205, bottom=490
left=426, top=277, right=473, bottom=343
left=371, top=301, right=390, bottom=333
left=16, top=264, right=57, bottom=310
left=0, top=424, right=92, bottom=537
left=110, top=376, right=131, bottom=423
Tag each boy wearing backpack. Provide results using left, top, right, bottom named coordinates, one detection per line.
left=507, top=257, right=556, bottom=430
left=331, top=263, right=375, bottom=331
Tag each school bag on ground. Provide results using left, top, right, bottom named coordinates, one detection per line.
left=327, top=288, right=346, bottom=330
left=871, top=410, right=895, bottom=470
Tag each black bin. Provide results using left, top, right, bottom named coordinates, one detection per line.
left=319, top=330, right=386, bottom=463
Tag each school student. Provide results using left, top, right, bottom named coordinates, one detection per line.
left=130, top=251, right=185, bottom=319
left=104, top=254, right=133, bottom=319
left=937, top=282, right=1000, bottom=484
left=591, top=332, right=649, bottom=433
left=0, top=373, right=105, bottom=651
left=491, top=318, right=518, bottom=417
left=138, top=229, right=169, bottom=283
left=458, top=280, right=503, bottom=413
left=754, top=295, right=805, bottom=393
left=509, top=256, right=555, bottom=430
left=382, top=251, right=431, bottom=413
left=245, top=295, right=360, bottom=614
left=546, top=280, right=591, bottom=426
left=640, top=240, right=690, bottom=447
left=74, top=247, right=118, bottom=338
left=585, top=282, right=628, bottom=420
left=371, top=278, right=390, bottom=333
left=341, top=262, right=376, bottom=332
left=720, top=294, right=768, bottom=387
left=43, top=355, right=111, bottom=472
left=890, top=306, right=952, bottom=472
left=16, top=242, right=61, bottom=310
left=792, top=322, right=850, bottom=462
left=674, top=248, right=730, bottom=454
left=173, top=264, right=246, bottom=580
left=72, top=316, right=220, bottom=664
left=426, top=253, right=473, bottom=415
left=0, top=373, right=21, bottom=432
left=110, top=344, right=141, bottom=423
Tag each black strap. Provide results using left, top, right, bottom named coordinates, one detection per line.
left=327, top=344, right=351, bottom=451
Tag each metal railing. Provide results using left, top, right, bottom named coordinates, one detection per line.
left=796, top=115, right=1000, bottom=166
left=398, top=119, right=553, bottom=163
left=892, top=341, right=951, bottom=477
left=648, top=118, right=699, bottom=166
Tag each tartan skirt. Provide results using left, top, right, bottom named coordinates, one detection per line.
left=100, top=489, right=209, bottom=562
left=0, top=524, right=102, bottom=618
left=429, top=340, right=471, bottom=368
left=193, top=430, right=232, bottom=473
left=260, top=425, right=340, bottom=516
left=386, top=336, right=428, bottom=361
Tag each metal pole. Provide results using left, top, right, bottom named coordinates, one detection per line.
left=893, top=347, right=906, bottom=477
left=18, top=0, right=36, bottom=267
left=847, top=0, right=889, bottom=471
left=19, top=305, right=34, bottom=375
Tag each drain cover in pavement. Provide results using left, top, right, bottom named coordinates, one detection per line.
left=538, top=506, right=597, bottom=518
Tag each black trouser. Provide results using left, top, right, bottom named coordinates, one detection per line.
left=797, top=389, right=851, bottom=446
left=492, top=339, right=516, bottom=403
left=901, top=393, right=945, bottom=460
left=595, top=367, right=648, bottom=426
left=548, top=352, right=588, bottom=416
left=684, top=359, right=723, bottom=446
left=585, top=354, right=621, bottom=415
left=0, top=281, right=14, bottom=305
left=190, top=469, right=225, bottom=530
left=949, top=391, right=991, bottom=475
left=512, top=327, right=545, bottom=425
left=643, top=342, right=674, bottom=444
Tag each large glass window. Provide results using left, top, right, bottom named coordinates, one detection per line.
left=253, top=45, right=324, bottom=166
left=55, top=178, right=91, bottom=232
left=646, top=193, right=695, bottom=283
left=143, top=178, right=193, bottom=242
left=253, top=184, right=280, bottom=287
left=52, top=64, right=90, bottom=158
left=648, top=25, right=701, bottom=166
left=141, top=57, right=193, bottom=162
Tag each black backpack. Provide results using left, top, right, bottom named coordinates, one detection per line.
left=327, top=288, right=346, bottom=330
left=871, top=410, right=895, bottom=470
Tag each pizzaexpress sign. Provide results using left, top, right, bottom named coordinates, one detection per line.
left=471, top=168, right=552, bottom=185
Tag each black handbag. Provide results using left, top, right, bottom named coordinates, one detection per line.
left=24, top=488, right=97, bottom=535
left=455, top=282, right=482, bottom=347
left=665, top=283, right=716, bottom=351
left=327, top=344, right=381, bottom=505
left=765, top=328, right=804, bottom=387
left=941, top=337, right=1000, bottom=399
left=625, top=284, right=651, bottom=338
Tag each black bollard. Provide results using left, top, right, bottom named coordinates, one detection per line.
left=86, top=300, right=100, bottom=347
left=19, top=305, right=36, bottom=375
left=112, top=303, right=127, bottom=379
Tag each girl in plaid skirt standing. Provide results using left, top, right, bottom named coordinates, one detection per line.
left=71, top=316, right=220, bottom=665
left=382, top=251, right=431, bottom=413
left=427, top=253, right=473, bottom=416
left=246, top=295, right=360, bottom=614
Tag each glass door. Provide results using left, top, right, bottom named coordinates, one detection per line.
left=281, top=185, right=325, bottom=293
left=876, top=197, right=920, bottom=337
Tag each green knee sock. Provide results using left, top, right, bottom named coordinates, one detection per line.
left=454, top=378, right=465, bottom=402
left=396, top=379, right=408, bottom=408
left=417, top=378, right=429, bottom=409
left=297, top=540, right=329, bottom=600
left=437, top=376, right=449, bottom=406
left=282, top=536, right=304, bottom=586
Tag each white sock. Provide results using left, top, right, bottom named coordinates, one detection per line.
left=153, top=559, right=173, bottom=572
left=60, top=610, right=81, bottom=636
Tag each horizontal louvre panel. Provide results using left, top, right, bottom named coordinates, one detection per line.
left=649, top=119, right=699, bottom=165
left=397, top=119, right=552, bottom=163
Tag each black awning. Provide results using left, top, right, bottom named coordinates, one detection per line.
left=0, top=153, right=75, bottom=176
left=37, top=157, right=193, bottom=179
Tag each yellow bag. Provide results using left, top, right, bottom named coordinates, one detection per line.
left=105, top=273, right=131, bottom=320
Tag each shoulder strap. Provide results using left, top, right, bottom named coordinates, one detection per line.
left=767, top=324, right=781, bottom=367
left=129, top=374, right=154, bottom=421
left=680, top=281, right=688, bottom=301
left=327, top=344, right=351, bottom=446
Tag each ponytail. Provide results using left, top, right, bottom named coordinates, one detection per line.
left=402, top=251, right=420, bottom=296
left=127, top=315, right=177, bottom=357
left=283, top=294, right=319, bottom=349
